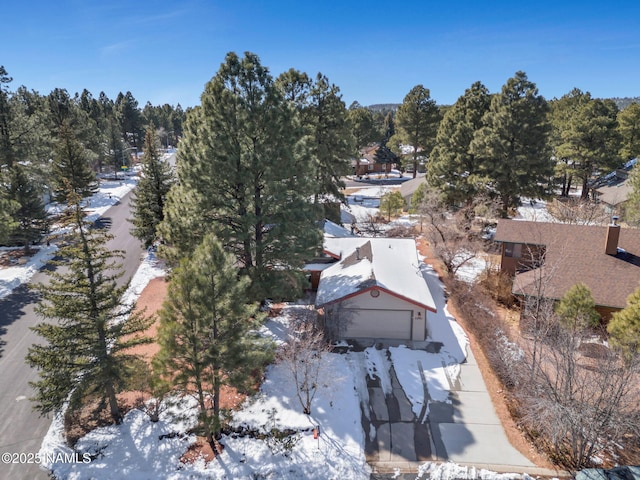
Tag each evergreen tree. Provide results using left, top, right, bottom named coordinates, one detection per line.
left=130, top=125, right=175, bottom=247
left=3, top=165, right=48, bottom=252
left=608, top=286, right=640, bottom=360
left=557, top=96, right=621, bottom=199
left=99, top=92, right=127, bottom=176
left=51, top=123, right=98, bottom=201
left=154, top=233, right=272, bottom=446
left=618, top=102, right=640, bottom=161
left=393, top=85, right=440, bottom=178
left=380, top=191, right=405, bottom=221
left=306, top=73, right=354, bottom=203
left=470, top=71, right=553, bottom=214
left=624, top=163, right=640, bottom=225
left=276, top=68, right=311, bottom=106
left=556, top=283, right=600, bottom=331
left=0, top=69, right=52, bottom=178
left=371, top=111, right=399, bottom=170
left=0, top=198, right=18, bottom=244
left=9, top=87, right=53, bottom=182
left=427, top=81, right=491, bottom=206
left=0, top=66, right=16, bottom=168
left=373, top=144, right=398, bottom=169
left=115, top=91, right=144, bottom=149
left=159, top=52, right=321, bottom=299
left=382, top=111, right=395, bottom=144
left=549, top=89, right=590, bottom=196
left=347, top=106, right=379, bottom=153
left=26, top=190, right=152, bottom=423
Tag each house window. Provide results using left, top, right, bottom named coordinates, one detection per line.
left=370, top=289, right=380, bottom=298
left=368, top=164, right=374, bottom=171
left=504, top=242, right=522, bottom=258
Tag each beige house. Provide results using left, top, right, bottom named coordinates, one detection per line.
left=315, top=237, right=436, bottom=341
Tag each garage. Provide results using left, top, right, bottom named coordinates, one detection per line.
left=341, top=308, right=412, bottom=339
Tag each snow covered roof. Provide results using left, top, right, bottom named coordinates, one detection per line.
left=322, top=219, right=355, bottom=238
left=340, top=208, right=357, bottom=225
left=316, top=237, right=436, bottom=311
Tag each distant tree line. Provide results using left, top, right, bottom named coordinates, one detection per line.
left=0, top=64, right=185, bottom=248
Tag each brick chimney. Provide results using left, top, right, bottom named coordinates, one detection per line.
left=605, top=216, right=621, bottom=255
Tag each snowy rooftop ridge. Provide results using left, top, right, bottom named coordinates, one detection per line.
left=316, top=237, right=436, bottom=311
left=322, top=219, right=355, bottom=238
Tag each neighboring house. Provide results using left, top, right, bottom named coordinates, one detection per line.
left=352, top=145, right=392, bottom=177
left=590, top=158, right=637, bottom=214
left=399, top=176, right=426, bottom=208
left=314, top=236, right=436, bottom=341
left=593, top=178, right=633, bottom=214
left=304, top=220, right=356, bottom=290
left=494, top=219, right=640, bottom=319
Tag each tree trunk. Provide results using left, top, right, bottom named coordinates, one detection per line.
left=106, top=381, right=122, bottom=424
left=581, top=175, right=589, bottom=200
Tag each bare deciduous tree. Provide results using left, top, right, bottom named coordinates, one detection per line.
left=277, top=309, right=332, bottom=415
left=547, top=198, right=610, bottom=225
left=518, top=327, right=639, bottom=470
left=358, top=212, right=386, bottom=237
left=416, top=186, right=491, bottom=275
left=510, top=243, right=640, bottom=469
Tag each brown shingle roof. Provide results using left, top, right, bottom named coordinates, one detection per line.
left=495, top=220, right=640, bottom=309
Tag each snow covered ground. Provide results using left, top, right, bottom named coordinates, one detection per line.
left=0, top=175, right=138, bottom=300
left=16, top=175, right=538, bottom=479
left=515, top=198, right=556, bottom=223
left=36, top=259, right=537, bottom=480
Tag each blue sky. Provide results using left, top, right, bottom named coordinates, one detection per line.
left=3, top=0, right=639, bottom=108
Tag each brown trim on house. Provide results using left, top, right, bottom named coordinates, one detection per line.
left=322, top=248, right=341, bottom=260
left=315, top=284, right=437, bottom=312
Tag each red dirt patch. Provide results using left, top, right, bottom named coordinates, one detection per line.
left=180, top=437, right=223, bottom=464
left=0, top=248, right=30, bottom=268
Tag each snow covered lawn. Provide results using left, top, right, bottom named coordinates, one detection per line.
left=43, top=317, right=372, bottom=479
left=39, top=264, right=495, bottom=480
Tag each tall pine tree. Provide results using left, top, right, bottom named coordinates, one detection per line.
left=159, top=52, right=321, bottom=299
left=470, top=71, right=552, bottom=214
left=393, top=85, right=441, bottom=178
left=154, top=233, right=272, bottom=446
left=3, top=165, right=48, bottom=252
left=427, top=81, right=491, bottom=206
left=0, top=198, right=18, bottom=244
left=52, top=122, right=98, bottom=202
left=347, top=105, right=379, bottom=154
left=306, top=73, right=354, bottom=204
left=130, top=125, right=175, bottom=247
left=0, top=66, right=14, bottom=168
left=556, top=94, right=621, bottom=199
left=26, top=190, right=152, bottom=423
left=618, top=102, right=640, bottom=161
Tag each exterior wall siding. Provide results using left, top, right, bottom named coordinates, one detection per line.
left=329, top=289, right=427, bottom=341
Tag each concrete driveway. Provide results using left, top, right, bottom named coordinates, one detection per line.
left=360, top=343, right=558, bottom=477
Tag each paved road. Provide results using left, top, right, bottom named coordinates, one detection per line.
left=0, top=190, right=144, bottom=480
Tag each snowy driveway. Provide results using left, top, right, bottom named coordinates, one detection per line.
left=356, top=341, right=539, bottom=474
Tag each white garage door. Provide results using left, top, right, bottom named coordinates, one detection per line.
left=342, top=308, right=412, bottom=339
